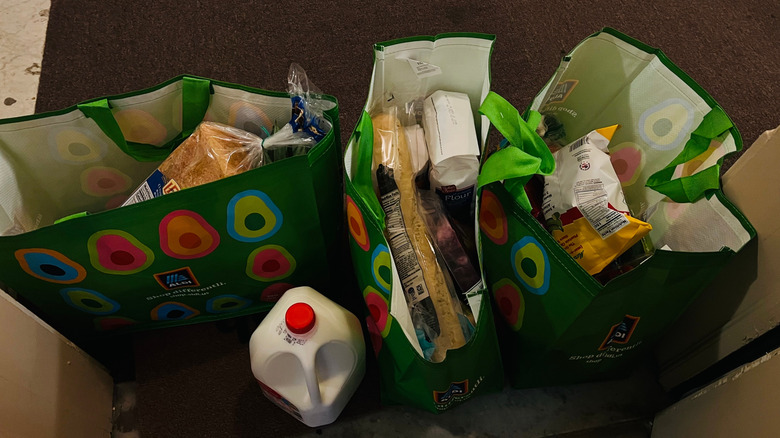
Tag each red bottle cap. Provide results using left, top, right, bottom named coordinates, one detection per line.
left=285, top=302, right=316, bottom=335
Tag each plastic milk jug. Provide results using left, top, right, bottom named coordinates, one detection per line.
left=249, top=286, right=366, bottom=427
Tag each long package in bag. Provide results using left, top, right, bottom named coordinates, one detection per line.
left=372, top=109, right=470, bottom=363
left=477, top=29, right=755, bottom=388
left=343, top=34, right=503, bottom=413
left=0, top=74, right=344, bottom=337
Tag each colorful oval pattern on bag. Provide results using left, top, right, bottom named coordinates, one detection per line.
left=151, top=301, right=199, bottom=321
left=639, top=98, right=695, bottom=151
left=510, top=236, right=550, bottom=295
left=246, top=245, right=296, bottom=282
left=94, top=316, right=136, bottom=331
left=60, top=288, right=119, bottom=315
left=206, top=294, right=252, bottom=314
left=15, top=248, right=87, bottom=284
left=227, top=190, right=283, bottom=243
left=80, top=166, right=132, bottom=197
left=105, top=194, right=130, bottom=210
left=610, top=142, right=645, bottom=186
left=365, top=316, right=383, bottom=358
left=88, top=230, right=154, bottom=275
left=50, top=128, right=107, bottom=163
left=479, top=190, right=508, bottom=245
left=363, top=286, right=391, bottom=337
left=159, top=210, right=220, bottom=259
left=346, top=195, right=370, bottom=251
left=492, top=279, right=525, bottom=331
left=260, top=282, right=294, bottom=302
left=663, top=198, right=690, bottom=223
left=371, top=244, right=392, bottom=295
left=114, top=109, right=168, bottom=146
left=228, top=102, right=273, bottom=137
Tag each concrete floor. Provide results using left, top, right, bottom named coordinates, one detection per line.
left=317, top=366, right=665, bottom=437
left=113, top=364, right=662, bottom=437
left=0, top=4, right=668, bottom=436
left=0, top=0, right=49, bottom=118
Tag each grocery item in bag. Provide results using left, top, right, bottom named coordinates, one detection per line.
left=418, top=189, right=481, bottom=297
left=373, top=111, right=469, bottom=362
left=542, top=125, right=652, bottom=275
left=123, top=122, right=264, bottom=205
left=422, top=90, right=480, bottom=222
left=372, top=124, right=429, bottom=192
left=403, top=124, right=430, bottom=182
left=262, top=63, right=331, bottom=162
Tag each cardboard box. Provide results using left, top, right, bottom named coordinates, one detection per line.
left=652, top=347, right=780, bottom=437
left=655, top=126, right=780, bottom=390
left=0, top=290, right=113, bottom=437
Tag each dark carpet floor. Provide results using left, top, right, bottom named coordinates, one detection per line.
left=35, top=1, right=778, bottom=437
left=37, top=1, right=779, bottom=168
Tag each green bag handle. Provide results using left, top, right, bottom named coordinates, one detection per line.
left=352, top=111, right=385, bottom=226
left=477, top=91, right=556, bottom=211
left=645, top=106, right=736, bottom=203
left=77, top=76, right=212, bottom=162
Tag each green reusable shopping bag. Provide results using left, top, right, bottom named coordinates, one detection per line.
left=0, top=75, right=343, bottom=336
left=477, top=28, right=756, bottom=388
left=343, top=34, right=504, bottom=413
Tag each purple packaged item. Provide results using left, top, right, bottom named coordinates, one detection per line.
left=418, top=190, right=482, bottom=297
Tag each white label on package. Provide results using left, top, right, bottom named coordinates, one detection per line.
left=122, top=169, right=167, bottom=206
left=405, top=58, right=443, bottom=79
left=574, top=178, right=629, bottom=239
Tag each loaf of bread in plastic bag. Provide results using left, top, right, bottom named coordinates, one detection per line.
left=158, top=122, right=264, bottom=190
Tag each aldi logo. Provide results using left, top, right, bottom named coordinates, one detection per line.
left=433, top=380, right=468, bottom=405
left=155, top=267, right=199, bottom=290
left=599, top=315, right=640, bottom=351
left=545, top=79, right=579, bottom=104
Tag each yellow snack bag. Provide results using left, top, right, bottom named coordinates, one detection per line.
left=542, top=126, right=652, bottom=275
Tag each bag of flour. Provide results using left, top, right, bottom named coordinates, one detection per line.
left=422, top=90, right=480, bottom=222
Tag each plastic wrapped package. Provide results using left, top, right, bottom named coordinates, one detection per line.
left=418, top=189, right=481, bottom=298
left=542, top=125, right=652, bottom=275
left=123, top=122, right=264, bottom=205
left=422, top=90, right=480, bottom=223
left=262, top=63, right=331, bottom=162
left=371, top=108, right=471, bottom=363
left=403, top=124, right=430, bottom=185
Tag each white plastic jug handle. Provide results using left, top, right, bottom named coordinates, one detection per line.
left=299, top=354, right=322, bottom=405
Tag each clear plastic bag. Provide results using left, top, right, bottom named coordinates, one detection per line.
left=262, top=63, right=331, bottom=162
left=371, top=101, right=473, bottom=362
left=123, top=121, right=264, bottom=206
